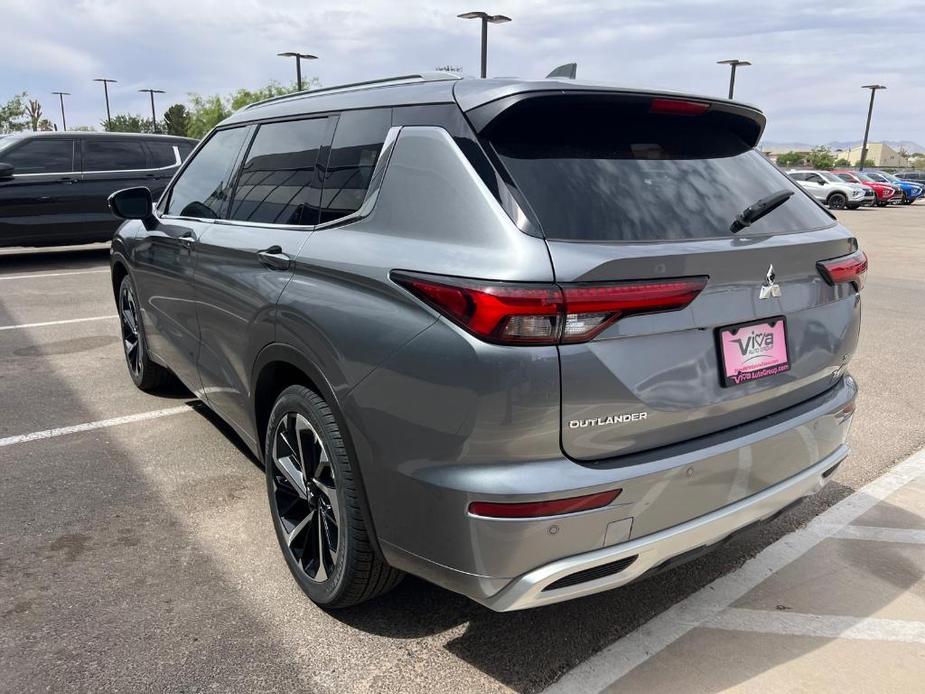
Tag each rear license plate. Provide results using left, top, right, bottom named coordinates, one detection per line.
left=717, top=317, right=790, bottom=387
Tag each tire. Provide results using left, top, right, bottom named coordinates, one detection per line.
left=118, top=274, right=173, bottom=391
left=877, top=201, right=888, bottom=207
left=826, top=192, right=847, bottom=210
left=265, top=385, right=403, bottom=608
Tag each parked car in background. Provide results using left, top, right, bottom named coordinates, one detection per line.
left=894, top=170, right=925, bottom=185
left=834, top=170, right=896, bottom=206
left=0, top=131, right=197, bottom=247
left=109, top=73, right=862, bottom=611
left=787, top=169, right=871, bottom=209
left=866, top=170, right=923, bottom=204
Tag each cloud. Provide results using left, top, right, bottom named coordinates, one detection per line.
left=2, top=0, right=923, bottom=145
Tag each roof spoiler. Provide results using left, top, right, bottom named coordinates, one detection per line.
left=546, top=63, right=577, bottom=79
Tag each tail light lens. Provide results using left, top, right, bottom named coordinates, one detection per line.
left=468, top=489, right=621, bottom=518
left=818, top=250, right=868, bottom=291
left=392, top=272, right=707, bottom=345
left=560, top=278, right=708, bottom=343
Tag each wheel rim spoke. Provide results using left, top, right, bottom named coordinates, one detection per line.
left=271, top=409, right=339, bottom=583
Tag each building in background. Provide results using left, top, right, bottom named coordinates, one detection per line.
left=837, top=142, right=910, bottom=168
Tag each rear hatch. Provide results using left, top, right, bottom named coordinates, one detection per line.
left=476, top=91, right=862, bottom=461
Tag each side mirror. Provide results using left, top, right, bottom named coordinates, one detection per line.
left=0, top=163, right=14, bottom=179
left=108, top=187, right=155, bottom=227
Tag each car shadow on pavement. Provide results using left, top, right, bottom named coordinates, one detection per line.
left=0, top=286, right=324, bottom=692
left=0, top=244, right=111, bottom=273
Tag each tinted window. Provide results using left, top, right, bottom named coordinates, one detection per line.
left=837, top=174, right=853, bottom=182
left=83, top=140, right=148, bottom=171
left=178, top=143, right=195, bottom=161
left=489, top=103, right=832, bottom=241
left=147, top=142, right=178, bottom=168
left=318, top=109, right=391, bottom=224
left=166, top=127, right=248, bottom=219
left=3, top=139, right=74, bottom=174
left=228, top=117, right=329, bottom=225
left=788, top=172, right=807, bottom=181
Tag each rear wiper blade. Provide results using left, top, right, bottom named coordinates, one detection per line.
left=730, top=189, right=794, bottom=233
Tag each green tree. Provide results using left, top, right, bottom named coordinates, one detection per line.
left=834, top=158, right=851, bottom=168
left=0, top=92, right=28, bottom=133
left=185, top=80, right=314, bottom=139
left=807, top=146, right=835, bottom=170
left=104, top=113, right=161, bottom=133
left=186, top=94, right=230, bottom=139
left=163, top=103, right=191, bottom=137
left=37, top=118, right=54, bottom=132
left=776, top=151, right=804, bottom=166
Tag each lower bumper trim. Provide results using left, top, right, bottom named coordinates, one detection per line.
left=479, top=445, right=848, bottom=611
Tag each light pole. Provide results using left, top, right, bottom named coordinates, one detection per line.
left=138, top=89, right=166, bottom=133
left=716, top=59, right=751, bottom=99
left=859, top=84, right=886, bottom=171
left=51, top=91, right=70, bottom=131
left=458, top=11, right=511, bottom=78
left=277, top=51, right=318, bottom=91
left=93, top=78, right=117, bottom=130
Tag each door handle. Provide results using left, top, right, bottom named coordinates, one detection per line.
left=257, top=245, right=291, bottom=271
left=59, top=177, right=79, bottom=184
left=178, top=231, right=195, bottom=247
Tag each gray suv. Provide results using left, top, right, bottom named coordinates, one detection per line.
left=108, top=73, right=864, bottom=611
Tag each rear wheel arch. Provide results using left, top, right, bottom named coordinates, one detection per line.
left=111, top=258, right=129, bottom=303
left=251, top=344, right=386, bottom=558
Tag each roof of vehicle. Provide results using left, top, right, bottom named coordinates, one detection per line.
left=0, top=131, right=197, bottom=144
left=220, top=72, right=766, bottom=136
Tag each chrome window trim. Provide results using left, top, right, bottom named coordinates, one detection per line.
left=14, top=143, right=184, bottom=177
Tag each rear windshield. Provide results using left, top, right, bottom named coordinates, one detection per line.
left=488, top=101, right=832, bottom=242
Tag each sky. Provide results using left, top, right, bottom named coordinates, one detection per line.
left=4, top=0, right=925, bottom=146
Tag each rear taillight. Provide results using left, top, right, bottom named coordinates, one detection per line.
left=560, top=278, right=708, bottom=343
left=468, top=489, right=622, bottom=518
left=817, top=250, right=868, bottom=291
left=392, top=272, right=707, bottom=345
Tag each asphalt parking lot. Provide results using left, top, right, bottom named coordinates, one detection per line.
left=1, top=206, right=924, bottom=693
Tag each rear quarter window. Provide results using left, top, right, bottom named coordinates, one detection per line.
left=488, top=100, right=833, bottom=242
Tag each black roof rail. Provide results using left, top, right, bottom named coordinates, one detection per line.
left=243, top=72, right=464, bottom=111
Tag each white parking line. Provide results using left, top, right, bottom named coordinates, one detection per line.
left=0, top=269, right=109, bottom=281
left=0, top=315, right=117, bottom=331
left=0, top=405, right=195, bottom=447
left=832, top=525, right=925, bottom=544
left=706, top=607, right=925, bottom=645
left=545, top=447, right=925, bottom=694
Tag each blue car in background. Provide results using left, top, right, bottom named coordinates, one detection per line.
left=865, top=170, right=923, bottom=204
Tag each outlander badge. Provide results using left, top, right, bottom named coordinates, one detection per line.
left=760, top=264, right=781, bottom=299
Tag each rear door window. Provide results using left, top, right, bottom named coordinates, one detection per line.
left=318, top=109, right=392, bottom=224
left=147, top=141, right=179, bottom=168
left=165, top=127, right=249, bottom=219
left=227, top=117, right=331, bottom=226
left=4, top=138, right=75, bottom=174
left=488, top=100, right=832, bottom=242
left=82, top=139, right=149, bottom=171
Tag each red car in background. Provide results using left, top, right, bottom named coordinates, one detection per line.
left=834, top=170, right=896, bottom=206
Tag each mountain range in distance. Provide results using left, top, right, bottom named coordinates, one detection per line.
left=760, top=140, right=924, bottom=154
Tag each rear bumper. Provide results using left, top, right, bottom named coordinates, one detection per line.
left=377, top=375, right=857, bottom=609
left=480, top=446, right=845, bottom=610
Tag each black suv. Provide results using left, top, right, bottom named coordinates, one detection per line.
left=0, top=131, right=196, bottom=247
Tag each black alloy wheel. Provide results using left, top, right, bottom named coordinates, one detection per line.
left=265, top=386, right=403, bottom=608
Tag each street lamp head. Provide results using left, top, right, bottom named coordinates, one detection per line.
left=93, top=78, right=118, bottom=83
left=278, top=51, right=318, bottom=60
left=861, top=84, right=886, bottom=90
left=51, top=91, right=71, bottom=96
left=458, top=11, right=511, bottom=23
left=717, top=59, right=751, bottom=67
left=139, top=89, right=166, bottom=94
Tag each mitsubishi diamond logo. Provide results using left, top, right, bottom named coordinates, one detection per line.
left=760, top=264, right=782, bottom=299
